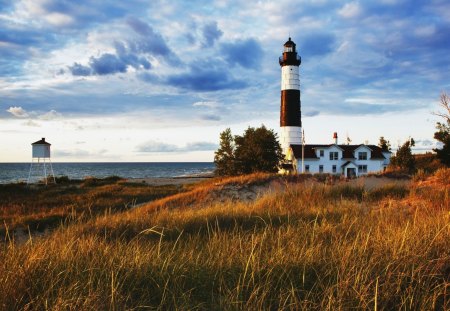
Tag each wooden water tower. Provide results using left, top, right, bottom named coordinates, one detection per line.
left=27, top=138, right=56, bottom=185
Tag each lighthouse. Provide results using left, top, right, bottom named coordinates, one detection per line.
left=279, top=37, right=302, bottom=156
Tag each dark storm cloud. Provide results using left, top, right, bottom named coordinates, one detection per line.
left=202, top=21, right=223, bottom=47
left=69, top=63, right=92, bottom=76
left=167, top=62, right=247, bottom=91
left=69, top=51, right=151, bottom=76
left=90, top=53, right=127, bottom=75
left=126, top=17, right=180, bottom=64
left=68, top=19, right=178, bottom=76
left=221, top=38, right=263, bottom=69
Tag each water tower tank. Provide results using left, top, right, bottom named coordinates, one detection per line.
left=27, top=137, right=55, bottom=185
left=32, top=138, right=51, bottom=158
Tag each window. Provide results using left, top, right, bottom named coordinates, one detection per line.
left=319, top=165, right=324, bottom=173
left=329, top=152, right=338, bottom=160
left=319, top=150, right=324, bottom=157
left=305, top=165, right=310, bottom=173
left=358, top=152, right=368, bottom=160
left=332, top=165, right=337, bottom=173
left=358, top=165, right=367, bottom=173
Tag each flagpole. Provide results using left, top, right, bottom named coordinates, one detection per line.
left=301, top=129, right=305, bottom=173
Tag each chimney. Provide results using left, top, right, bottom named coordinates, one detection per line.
left=333, top=132, right=338, bottom=144
left=42, top=137, right=45, bottom=141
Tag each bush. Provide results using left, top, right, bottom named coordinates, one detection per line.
left=435, top=167, right=450, bottom=184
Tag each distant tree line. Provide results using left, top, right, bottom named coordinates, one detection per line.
left=214, top=125, right=283, bottom=176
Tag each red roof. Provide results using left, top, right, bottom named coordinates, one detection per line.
left=290, top=144, right=389, bottom=160
left=31, top=138, right=51, bottom=145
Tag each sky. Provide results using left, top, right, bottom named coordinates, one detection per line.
left=1, top=0, right=449, bottom=162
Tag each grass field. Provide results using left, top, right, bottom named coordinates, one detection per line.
left=0, top=176, right=184, bottom=237
left=1, top=170, right=449, bottom=310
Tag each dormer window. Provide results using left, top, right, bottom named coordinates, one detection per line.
left=358, top=152, right=368, bottom=160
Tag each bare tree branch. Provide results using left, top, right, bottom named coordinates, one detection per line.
left=433, top=92, right=450, bottom=123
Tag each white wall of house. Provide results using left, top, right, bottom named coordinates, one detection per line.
left=292, top=144, right=388, bottom=177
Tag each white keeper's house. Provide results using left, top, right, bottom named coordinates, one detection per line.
left=278, top=37, right=391, bottom=177
left=284, top=133, right=391, bottom=178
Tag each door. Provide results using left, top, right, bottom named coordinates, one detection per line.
left=347, top=168, right=356, bottom=178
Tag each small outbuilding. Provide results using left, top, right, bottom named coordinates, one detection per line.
left=32, top=138, right=51, bottom=158
left=27, top=137, right=56, bottom=185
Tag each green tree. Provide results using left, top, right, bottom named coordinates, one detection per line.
left=378, top=136, right=391, bottom=151
left=390, top=138, right=416, bottom=173
left=214, top=128, right=236, bottom=176
left=214, top=125, right=283, bottom=176
left=433, top=93, right=450, bottom=166
left=234, top=125, right=283, bottom=174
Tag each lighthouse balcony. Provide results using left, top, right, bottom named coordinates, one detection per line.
left=279, top=55, right=301, bottom=66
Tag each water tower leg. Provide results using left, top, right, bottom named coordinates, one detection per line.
left=49, top=159, right=56, bottom=184
left=27, top=159, right=34, bottom=185
left=43, top=158, right=48, bottom=185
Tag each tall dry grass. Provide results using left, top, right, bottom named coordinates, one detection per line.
left=0, top=170, right=449, bottom=310
left=0, top=177, right=183, bottom=236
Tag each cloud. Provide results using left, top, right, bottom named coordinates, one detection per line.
left=126, top=17, right=176, bottom=58
left=90, top=53, right=127, bottom=75
left=137, top=141, right=179, bottom=153
left=415, top=139, right=435, bottom=146
left=185, top=142, right=218, bottom=151
left=44, top=12, right=75, bottom=26
left=321, top=101, right=428, bottom=116
left=6, top=106, right=29, bottom=118
left=338, top=1, right=363, bottom=18
left=301, top=33, right=336, bottom=57
left=200, top=114, right=221, bottom=121
left=22, top=120, right=41, bottom=127
left=39, top=110, right=62, bottom=120
left=16, top=0, right=134, bottom=29
left=53, top=148, right=108, bottom=158
left=137, top=140, right=217, bottom=153
left=167, top=62, right=247, bottom=91
left=69, top=62, right=92, bottom=76
left=193, top=101, right=219, bottom=108
left=304, top=110, right=320, bottom=117
left=69, top=47, right=152, bottom=76
left=202, top=21, right=223, bottom=47
left=221, top=38, right=264, bottom=69
left=67, top=19, right=175, bottom=76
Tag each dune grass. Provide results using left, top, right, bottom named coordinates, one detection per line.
left=0, top=171, right=449, bottom=310
left=0, top=177, right=184, bottom=236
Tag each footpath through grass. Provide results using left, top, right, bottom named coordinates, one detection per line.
left=0, top=170, right=449, bottom=310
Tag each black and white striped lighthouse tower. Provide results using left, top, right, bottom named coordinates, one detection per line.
left=279, top=37, right=302, bottom=155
